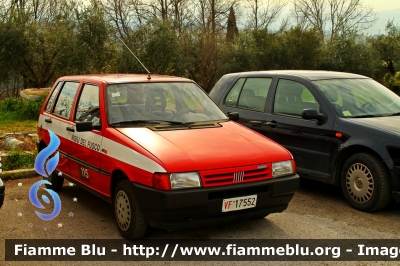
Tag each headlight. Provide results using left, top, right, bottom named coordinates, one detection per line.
left=170, top=172, right=201, bottom=189
left=272, top=160, right=294, bottom=177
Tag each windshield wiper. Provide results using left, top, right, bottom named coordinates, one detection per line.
left=351, top=114, right=382, bottom=118
left=109, top=120, right=160, bottom=126
left=110, top=120, right=193, bottom=127
left=389, top=112, right=400, bottom=116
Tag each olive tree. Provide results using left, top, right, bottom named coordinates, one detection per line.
left=292, top=0, right=376, bottom=40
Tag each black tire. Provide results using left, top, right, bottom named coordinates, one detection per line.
left=44, top=171, right=64, bottom=192
left=341, top=153, right=391, bottom=212
left=114, top=180, right=147, bottom=239
left=37, top=144, right=64, bottom=192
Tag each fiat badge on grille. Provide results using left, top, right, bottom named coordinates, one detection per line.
left=233, top=172, right=244, bottom=183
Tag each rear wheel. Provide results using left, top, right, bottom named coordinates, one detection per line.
left=341, top=153, right=391, bottom=212
left=38, top=144, right=64, bottom=191
left=114, top=180, right=147, bottom=239
left=44, top=171, right=64, bottom=191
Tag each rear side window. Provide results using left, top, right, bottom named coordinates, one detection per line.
left=45, top=81, right=63, bottom=113
left=224, top=78, right=272, bottom=112
left=52, top=82, right=80, bottom=119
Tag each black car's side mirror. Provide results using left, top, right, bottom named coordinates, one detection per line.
left=227, top=112, right=239, bottom=121
left=76, top=121, right=94, bottom=132
left=301, top=108, right=326, bottom=125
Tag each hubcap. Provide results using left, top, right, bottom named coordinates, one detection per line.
left=115, top=190, right=131, bottom=231
left=346, top=163, right=374, bottom=203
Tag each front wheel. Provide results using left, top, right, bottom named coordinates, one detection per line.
left=341, top=153, right=391, bottom=212
left=114, top=180, right=147, bottom=239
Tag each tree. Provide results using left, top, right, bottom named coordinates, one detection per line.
left=0, top=0, right=78, bottom=88
left=245, top=0, right=286, bottom=30
left=73, top=0, right=115, bottom=73
left=274, top=26, right=322, bottom=69
left=293, top=0, right=376, bottom=40
left=370, top=21, right=400, bottom=76
left=319, top=31, right=377, bottom=77
left=226, top=6, right=238, bottom=41
left=219, top=30, right=257, bottom=74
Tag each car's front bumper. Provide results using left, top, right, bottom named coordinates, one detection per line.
left=130, top=174, right=299, bottom=230
left=0, top=178, right=5, bottom=208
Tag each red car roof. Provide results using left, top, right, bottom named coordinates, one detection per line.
left=59, top=74, right=193, bottom=84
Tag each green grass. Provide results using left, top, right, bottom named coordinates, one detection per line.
left=2, top=150, right=37, bottom=171
left=0, top=120, right=38, bottom=135
left=0, top=97, right=42, bottom=135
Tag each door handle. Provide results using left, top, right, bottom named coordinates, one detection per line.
left=66, top=126, right=75, bottom=132
left=266, top=121, right=278, bottom=128
left=249, top=120, right=264, bottom=126
left=45, top=118, right=52, bottom=123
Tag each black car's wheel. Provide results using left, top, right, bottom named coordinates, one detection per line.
left=114, top=180, right=147, bottom=239
left=44, top=171, right=64, bottom=191
left=341, top=153, right=391, bottom=212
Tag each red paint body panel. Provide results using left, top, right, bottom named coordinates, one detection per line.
left=117, top=121, right=292, bottom=173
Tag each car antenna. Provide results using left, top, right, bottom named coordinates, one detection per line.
left=118, top=36, right=151, bottom=80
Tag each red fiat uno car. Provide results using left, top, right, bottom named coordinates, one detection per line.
left=37, top=74, right=299, bottom=239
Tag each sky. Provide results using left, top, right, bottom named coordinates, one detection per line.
left=265, top=0, right=400, bottom=35
left=362, top=0, right=400, bottom=11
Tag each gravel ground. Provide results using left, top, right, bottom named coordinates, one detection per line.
left=1, top=176, right=400, bottom=266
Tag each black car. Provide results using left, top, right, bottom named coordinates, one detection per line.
left=209, top=70, right=400, bottom=212
left=0, top=178, right=4, bottom=208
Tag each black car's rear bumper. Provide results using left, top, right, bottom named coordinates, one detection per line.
left=0, top=178, right=4, bottom=208
left=130, top=174, right=299, bottom=230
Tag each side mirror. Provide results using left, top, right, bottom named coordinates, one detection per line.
left=227, top=112, right=239, bottom=121
left=76, top=121, right=93, bottom=132
left=301, top=108, right=326, bottom=124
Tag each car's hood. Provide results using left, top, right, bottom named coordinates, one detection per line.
left=347, top=116, right=400, bottom=136
left=116, top=122, right=291, bottom=172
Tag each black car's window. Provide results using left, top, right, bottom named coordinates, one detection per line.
left=75, top=84, right=101, bottom=127
left=225, top=78, right=245, bottom=107
left=274, top=79, right=320, bottom=116
left=45, top=81, right=63, bottom=113
left=53, top=82, right=80, bottom=119
left=225, top=78, right=272, bottom=112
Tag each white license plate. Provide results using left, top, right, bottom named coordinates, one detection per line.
left=222, top=195, right=257, bottom=212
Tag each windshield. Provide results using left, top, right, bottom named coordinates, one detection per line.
left=314, top=78, right=400, bottom=117
left=106, top=82, right=227, bottom=125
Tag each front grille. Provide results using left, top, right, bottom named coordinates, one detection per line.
left=200, top=164, right=272, bottom=187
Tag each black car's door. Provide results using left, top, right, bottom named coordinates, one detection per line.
left=220, top=76, right=274, bottom=136
left=264, top=77, right=335, bottom=179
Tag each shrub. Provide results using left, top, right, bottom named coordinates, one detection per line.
left=0, top=96, right=44, bottom=120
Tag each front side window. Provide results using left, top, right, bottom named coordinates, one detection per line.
left=225, top=78, right=245, bottom=107
left=53, top=82, right=80, bottom=119
left=274, top=79, right=320, bottom=116
left=224, top=77, right=272, bottom=112
left=75, top=84, right=101, bottom=127
left=106, top=82, right=227, bottom=125
left=315, top=78, right=400, bottom=117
